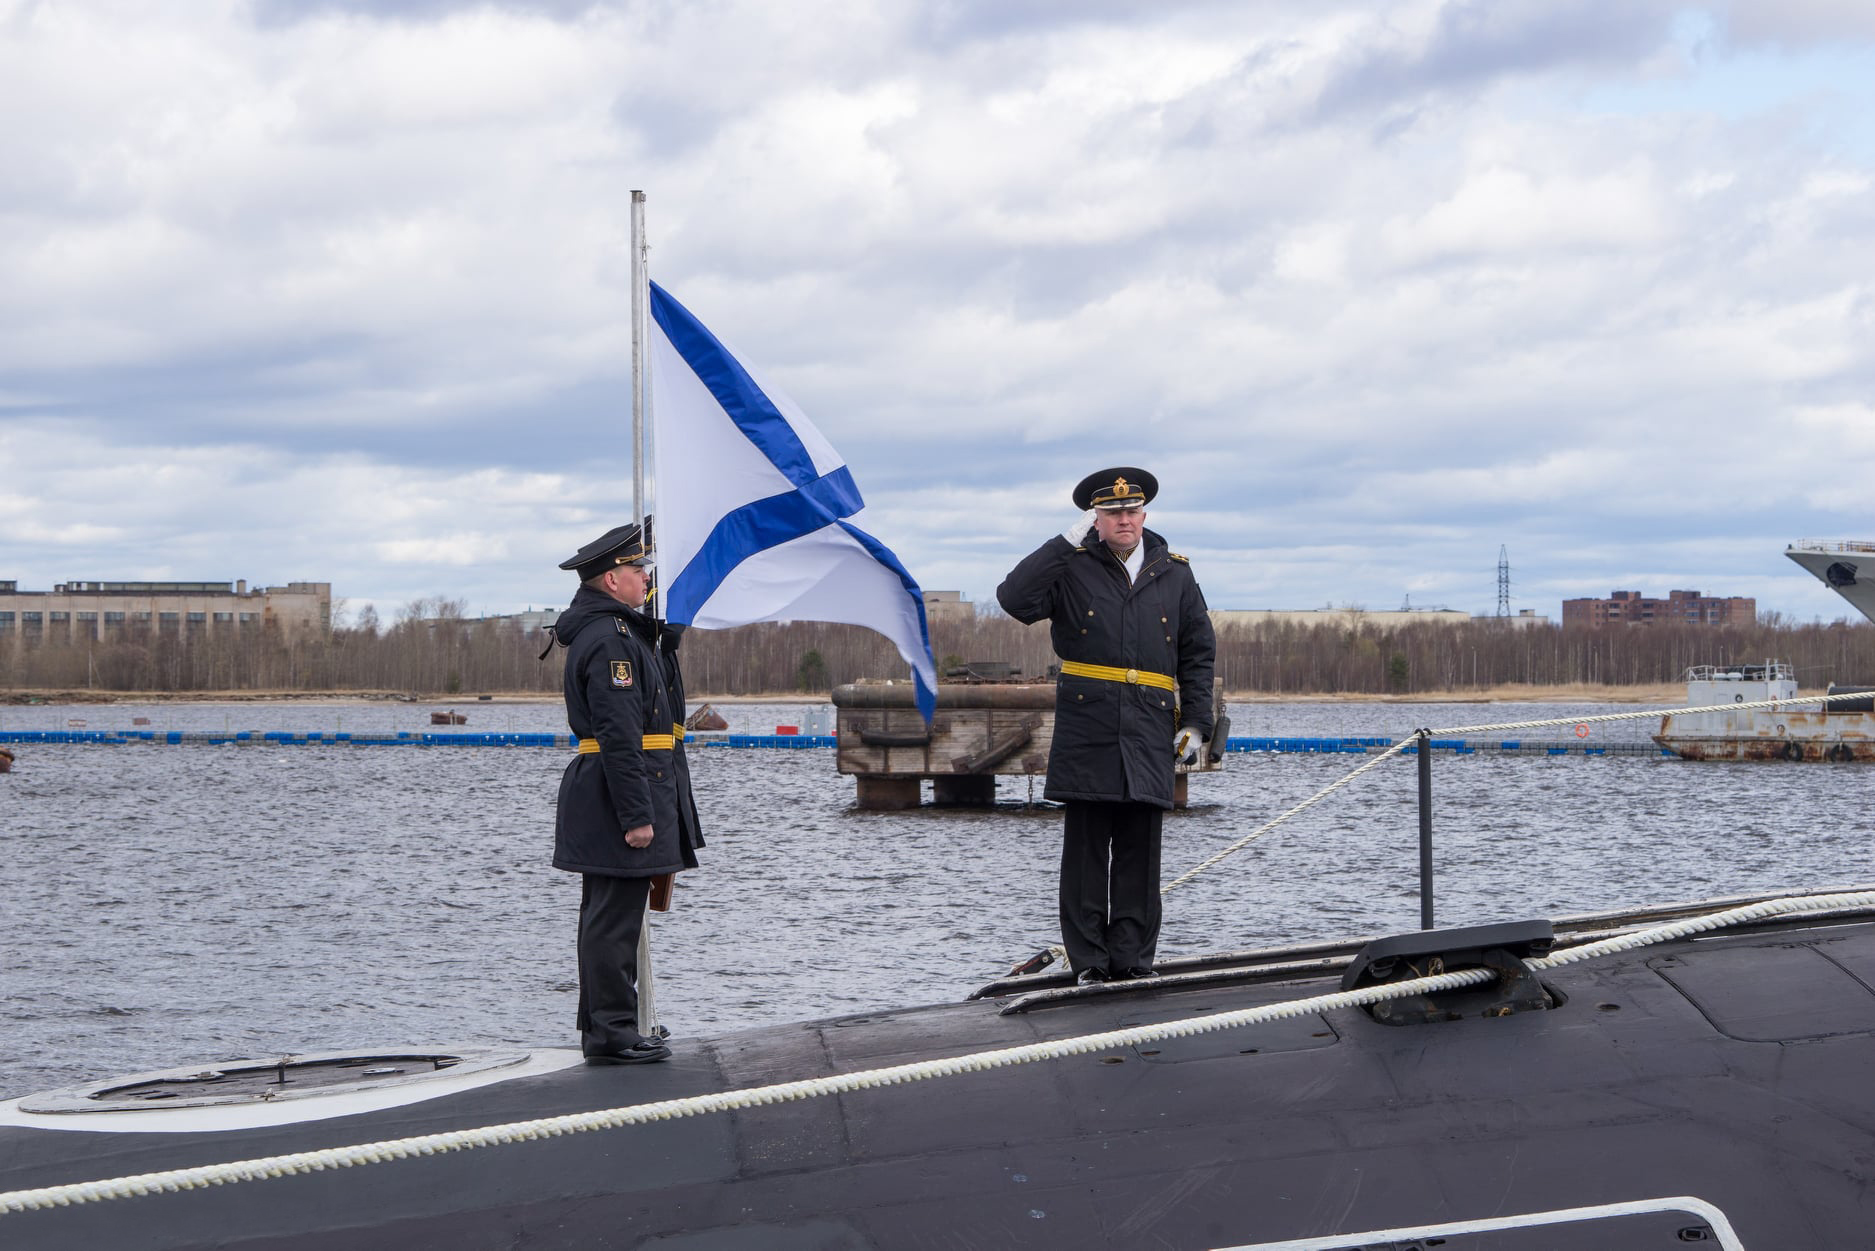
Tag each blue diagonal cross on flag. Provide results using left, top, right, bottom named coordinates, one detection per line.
left=647, top=281, right=937, bottom=721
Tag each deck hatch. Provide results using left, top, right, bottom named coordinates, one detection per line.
left=1652, top=942, right=1875, bottom=1042
left=17, top=1048, right=531, bottom=1113
left=1121, top=1011, right=1338, bottom=1062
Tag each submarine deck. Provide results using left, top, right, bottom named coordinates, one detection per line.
left=4, top=896, right=1875, bottom=1248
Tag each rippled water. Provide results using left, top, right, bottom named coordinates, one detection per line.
left=4, top=698, right=1871, bottom=1098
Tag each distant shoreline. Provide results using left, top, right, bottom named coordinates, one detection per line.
left=3, top=682, right=1692, bottom=706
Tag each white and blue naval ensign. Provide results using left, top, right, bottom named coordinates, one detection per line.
left=647, top=281, right=937, bottom=721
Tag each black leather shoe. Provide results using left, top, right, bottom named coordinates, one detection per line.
left=1119, top=967, right=1160, bottom=980
left=585, top=1041, right=672, bottom=1065
left=649, top=1024, right=673, bottom=1041
left=1076, top=968, right=1109, bottom=985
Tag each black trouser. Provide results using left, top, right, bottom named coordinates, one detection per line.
left=1059, top=800, right=1163, bottom=976
left=576, top=873, right=652, bottom=1055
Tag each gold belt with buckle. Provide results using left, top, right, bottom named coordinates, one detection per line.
left=577, top=733, right=678, bottom=753
left=1057, top=660, right=1177, bottom=691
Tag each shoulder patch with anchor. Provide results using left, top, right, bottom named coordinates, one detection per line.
left=611, top=660, right=633, bottom=688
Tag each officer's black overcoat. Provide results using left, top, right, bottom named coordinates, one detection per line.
left=996, top=528, right=1216, bottom=809
left=551, top=586, right=690, bottom=878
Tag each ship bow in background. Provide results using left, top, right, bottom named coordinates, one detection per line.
left=1787, top=539, right=1875, bottom=625
left=647, top=281, right=937, bottom=721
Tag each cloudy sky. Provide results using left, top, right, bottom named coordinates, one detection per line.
left=4, top=0, right=1874, bottom=625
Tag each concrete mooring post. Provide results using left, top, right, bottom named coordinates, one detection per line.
left=854, top=775, right=922, bottom=809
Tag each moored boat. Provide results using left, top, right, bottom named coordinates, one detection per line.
left=1653, top=662, right=1875, bottom=761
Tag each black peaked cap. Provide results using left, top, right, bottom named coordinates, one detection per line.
left=559, top=523, right=648, bottom=580
left=1072, top=467, right=1157, bottom=511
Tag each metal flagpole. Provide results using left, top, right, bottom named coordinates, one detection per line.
left=628, top=190, right=663, bottom=1042
left=629, top=190, right=646, bottom=529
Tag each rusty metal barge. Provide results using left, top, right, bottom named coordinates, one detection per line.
left=1654, top=663, right=1875, bottom=762
left=1654, top=540, right=1875, bottom=762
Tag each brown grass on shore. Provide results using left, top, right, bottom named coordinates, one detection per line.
left=1227, top=682, right=1690, bottom=705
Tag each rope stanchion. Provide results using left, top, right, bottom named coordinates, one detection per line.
left=7, top=889, right=1871, bottom=1217
left=1013, top=734, right=1419, bottom=971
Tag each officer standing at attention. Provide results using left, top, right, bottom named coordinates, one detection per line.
left=997, top=468, right=1216, bottom=984
left=551, top=522, right=698, bottom=1064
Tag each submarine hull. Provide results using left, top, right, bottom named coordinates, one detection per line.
left=4, top=902, right=1875, bottom=1248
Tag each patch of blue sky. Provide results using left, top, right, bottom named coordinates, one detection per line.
left=1566, top=12, right=1875, bottom=160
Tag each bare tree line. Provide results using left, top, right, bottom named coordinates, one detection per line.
left=5, top=598, right=1873, bottom=696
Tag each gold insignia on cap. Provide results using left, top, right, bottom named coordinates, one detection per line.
left=1114, top=478, right=1132, bottom=498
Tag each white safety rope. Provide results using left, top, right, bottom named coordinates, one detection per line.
left=7, top=889, right=1870, bottom=1217
left=1021, top=732, right=1415, bottom=970
left=1429, top=685, right=1873, bottom=738
left=1157, top=685, right=1872, bottom=900
left=1530, top=889, right=1875, bottom=969
left=1161, top=739, right=1414, bottom=895
left=1023, top=686, right=1861, bottom=967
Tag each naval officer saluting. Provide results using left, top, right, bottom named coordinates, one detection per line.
left=997, top=468, right=1216, bottom=984
left=550, top=523, right=698, bottom=1064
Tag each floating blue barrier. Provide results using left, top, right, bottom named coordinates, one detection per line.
left=713, top=734, right=838, bottom=749
left=1226, top=736, right=1387, bottom=754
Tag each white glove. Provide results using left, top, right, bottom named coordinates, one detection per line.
left=1174, top=727, right=1204, bottom=767
left=1061, top=508, right=1097, bottom=546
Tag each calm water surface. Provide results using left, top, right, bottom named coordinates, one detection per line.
left=3, top=697, right=1870, bottom=1098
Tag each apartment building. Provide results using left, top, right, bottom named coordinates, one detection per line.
left=1561, top=589, right=1756, bottom=628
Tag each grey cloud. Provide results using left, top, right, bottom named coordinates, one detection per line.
left=5, top=349, right=635, bottom=475
left=250, top=0, right=603, bottom=26
left=1314, top=1, right=1680, bottom=119
left=4, top=3, right=1873, bottom=621
left=909, top=0, right=1234, bottom=47
left=1717, top=0, right=1875, bottom=46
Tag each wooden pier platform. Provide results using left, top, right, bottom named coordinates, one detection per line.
left=832, top=681, right=1225, bottom=810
